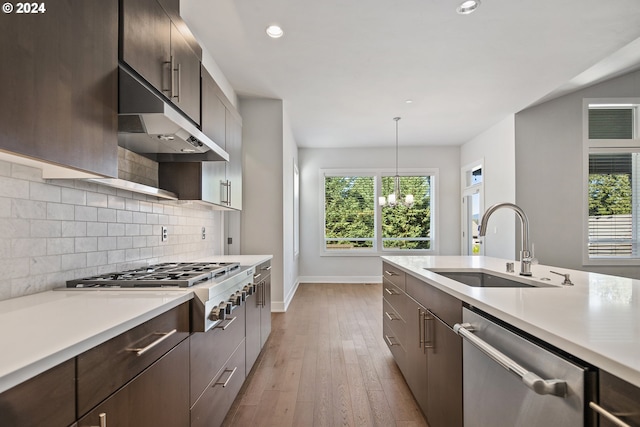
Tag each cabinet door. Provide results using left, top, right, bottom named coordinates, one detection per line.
left=0, top=359, right=75, bottom=427
left=404, top=297, right=428, bottom=413
left=225, top=110, right=243, bottom=210
left=426, top=313, right=463, bottom=427
left=260, top=274, right=272, bottom=348
left=170, top=23, right=201, bottom=124
left=201, top=67, right=227, bottom=148
left=597, top=371, right=640, bottom=426
left=0, top=0, right=118, bottom=177
left=121, top=0, right=172, bottom=97
left=245, top=289, right=262, bottom=373
left=77, top=339, right=190, bottom=427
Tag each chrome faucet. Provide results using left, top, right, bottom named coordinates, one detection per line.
left=479, top=202, right=533, bottom=277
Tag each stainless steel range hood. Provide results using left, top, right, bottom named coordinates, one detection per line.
left=118, top=67, right=229, bottom=162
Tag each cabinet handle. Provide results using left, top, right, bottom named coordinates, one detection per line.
left=162, top=58, right=172, bottom=95
left=215, top=367, right=238, bottom=388
left=589, top=402, right=632, bottom=427
left=262, top=265, right=272, bottom=271
left=215, top=316, right=236, bottom=330
left=126, top=329, right=177, bottom=356
left=384, top=270, right=398, bottom=276
left=384, top=335, right=399, bottom=347
left=261, top=281, right=266, bottom=307
left=385, top=311, right=399, bottom=321
left=384, top=287, right=399, bottom=296
left=253, top=273, right=262, bottom=280
left=424, top=310, right=434, bottom=349
left=418, top=308, right=425, bottom=350
left=221, top=180, right=231, bottom=205
left=173, top=62, right=181, bottom=103
left=90, top=412, right=107, bottom=427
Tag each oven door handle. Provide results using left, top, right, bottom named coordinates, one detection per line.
left=453, top=322, right=567, bottom=397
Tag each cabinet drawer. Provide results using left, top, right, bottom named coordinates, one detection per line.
left=254, top=260, right=272, bottom=283
left=382, top=262, right=406, bottom=291
left=382, top=279, right=405, bottom=315
left=383, top=318, right=406, bottom=372
left=0, top=359, right=75, bottom=427
left=597, top=370, right=640, bottom=426
left=406, top=275, right=462, bottom=327
left=191, top=339, right=247, bottom=427
left=77, top=339, right=190, bottom=427
left=383, top=298, right=405, bottom=347
left=77, top=302, right=189, bottom=416
left=190, top=304, right=246, bottom=404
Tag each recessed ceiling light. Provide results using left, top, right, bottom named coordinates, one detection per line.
left=266, top=25, right=284, bottom=38
left=457, top=0, right=481, bottom=15
left=405, top=99, right=413, bottom=104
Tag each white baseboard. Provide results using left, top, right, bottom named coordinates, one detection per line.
left=270, top=276, right=381, bottom=312
left=297, top=275, right=382, bottom=284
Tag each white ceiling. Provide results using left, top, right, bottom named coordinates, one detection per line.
left=181, top=0, right=640, bottom=149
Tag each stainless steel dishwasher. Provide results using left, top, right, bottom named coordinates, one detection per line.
left=454, top=308, right=596, bottom=427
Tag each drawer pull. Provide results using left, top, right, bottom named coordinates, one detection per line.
left=215, top=316, right=237, bottom=330
left=384, top=287, right=399, bottom=296
left=253, top=273, right=262, bottom=280
left=262, top=265, right=272, bottom=271
left=385, top=311, right=399, bottom=321
left=215, top=367, right=238, bottom=388
left=127, top=329, right=177, bottom=356
left=384, top=335, right=399, bottom=347
left=589, top=402, right=632, bottom=427
left=384, top=270, right=398, bottom=276
left=90, top=412, right=107, bottom=427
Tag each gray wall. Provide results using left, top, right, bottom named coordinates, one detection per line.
left=0, top=160, right=223, bottom=301
left=515, top=69, right=640, bottom=278
left=240, top=97, right=299, bottom=311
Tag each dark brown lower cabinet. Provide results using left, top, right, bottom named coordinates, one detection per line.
left=191, top=340, right=246, bottom=427
left=0, top=359, right=75, bottom=427
left=77, top=338, right=190, bottom=427
left=595, top=370, right=640, bottom=426
left=385, top=270, right=463, bottom=427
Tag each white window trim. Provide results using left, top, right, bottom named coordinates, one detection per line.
left=320, top=167, right=439, bottom=256
left=582, top=98, right=640, bottom=266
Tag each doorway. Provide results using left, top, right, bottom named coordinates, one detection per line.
left=461, top=162, right=484, bottom=256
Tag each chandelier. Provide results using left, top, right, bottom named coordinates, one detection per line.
left=379, top=117, right=414, bottom=208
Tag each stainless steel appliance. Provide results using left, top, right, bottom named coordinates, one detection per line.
left=66, top=262, right=255, bottom=332
left=454, top=308, right=595, bottom=427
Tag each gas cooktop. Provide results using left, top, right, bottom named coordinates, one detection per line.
left=66, top=262, right=240, bottom=288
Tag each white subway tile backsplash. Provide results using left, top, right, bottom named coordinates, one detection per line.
left=62, top=221, right=87, bottom=238
left=47, top=238, right=75, bottom=255
left=30, top=255, right=61, bottom=275
left=75, top=206, right=98, bottom=222
left=75, top=237, right=98, bottom=253
left=13, top=199, right=46, bottom=219
left=47, top=203, right=75, bottom=221
left=98, top=237, right=117, bottom=251
left=97, top=208, right=117, bottom=223
left=61, top=188, right=86, bottom=205
left=29, top=181, right=59, bottom=202
left=0, top=159, right=222, bottom=302
left=87, top=192, right=109, bottom=208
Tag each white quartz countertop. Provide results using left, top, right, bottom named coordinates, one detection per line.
left=382, top=255, right=640, bottom=388
left=0, top=254, right=272, bottom=394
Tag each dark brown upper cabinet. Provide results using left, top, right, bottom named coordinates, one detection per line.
left=0, top=0, right=119, bottom=178
left=121, top=0, right=201, bottom=125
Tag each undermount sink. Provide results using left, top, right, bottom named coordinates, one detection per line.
left=426, top=270, right=550, bottom=288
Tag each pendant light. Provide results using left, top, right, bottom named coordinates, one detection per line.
left=379, top=117, right=414, bottom=208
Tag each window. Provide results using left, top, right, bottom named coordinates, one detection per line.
left=322, top=170, right=436, bottom=253
left=584, top=101, right=640, bottom=262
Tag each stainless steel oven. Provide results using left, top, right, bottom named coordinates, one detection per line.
left=454, top=308, right=596, bottom=427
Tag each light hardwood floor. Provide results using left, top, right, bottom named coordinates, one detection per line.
left=222, top=283, right=429, bottom=427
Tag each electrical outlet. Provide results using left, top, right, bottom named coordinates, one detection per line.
left=201, top=227, right=206, bottom=240
left=161, top=226, right=168, bottom=242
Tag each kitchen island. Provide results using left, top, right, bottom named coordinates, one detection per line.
left=382, top=255, right=640, bottom=388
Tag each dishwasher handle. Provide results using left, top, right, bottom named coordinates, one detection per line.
left=453, top=322, right=568, bottom=398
